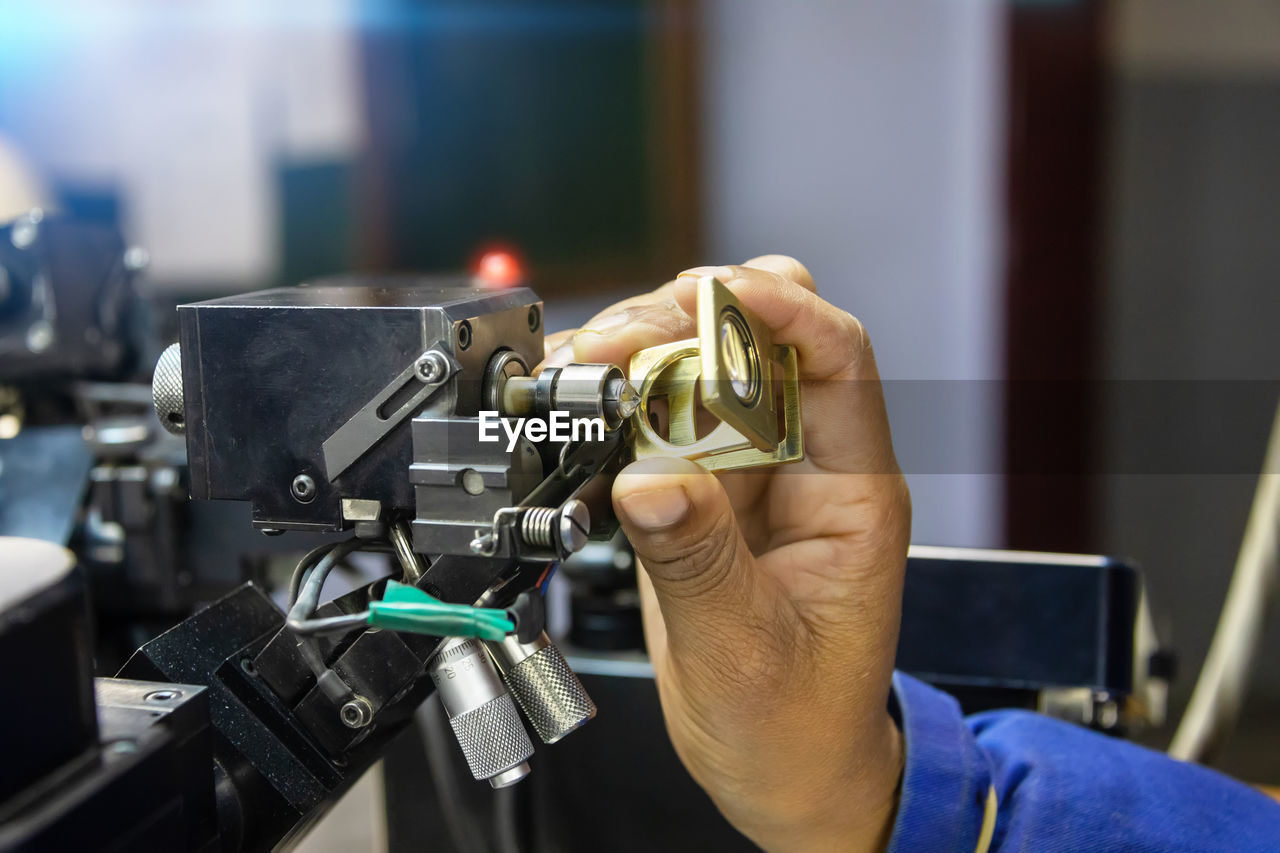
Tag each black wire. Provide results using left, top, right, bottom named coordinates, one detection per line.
left=287, top=537, right=365, bottom=628
left=289, top=541, right=341, bottom=606
left=493, top=785, right=523, bottom=853
left=287, top=539, right=396, bottom=607
left=286, top=538, right=367, bottom=690
left=286, top=611, right=369, bottom=636
left=416, top=698, right=489, bottom=853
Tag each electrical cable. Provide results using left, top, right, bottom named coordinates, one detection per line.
left=286, top=541, right=516, bottom=641
left=1168, top=400, right=1280, bottom=762
left=537, top=562, right=559, bottom=594
left=287, top=538, right=368, bottom=633
left=285, top=537, right=367, bottom=697
left=493, top=784, right=523, bottom=853
left=288, top=539, right=396, bottom=607
left=286, top=611, right=370, bottom=636
left=288, top=540, right=342, bottom=606
left=415, top=697, right=489, bottom=853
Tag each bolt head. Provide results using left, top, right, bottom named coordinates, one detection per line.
left=415, top=351, right=448, bottom=384
left=556, top=499, right=591, bottom=555
left=291, top=474, right=317, bottom=503
left=340, top=697, right=373, bottom=729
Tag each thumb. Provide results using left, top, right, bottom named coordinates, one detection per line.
left=612, top=457, right=788, bottom=686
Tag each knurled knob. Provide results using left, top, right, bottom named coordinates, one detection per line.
left=152, top=342, right=186, bottom=435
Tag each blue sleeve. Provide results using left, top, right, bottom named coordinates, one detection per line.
left=887, top=672, right=1280, bottom=853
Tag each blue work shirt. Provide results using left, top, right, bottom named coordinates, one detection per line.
left=888, top=673, right=1280, bottom=852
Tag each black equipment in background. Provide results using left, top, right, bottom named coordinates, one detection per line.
left=0, top=210, right=138, bottom=389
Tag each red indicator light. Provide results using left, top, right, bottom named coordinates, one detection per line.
left=474, top=248, right=525, bottom=288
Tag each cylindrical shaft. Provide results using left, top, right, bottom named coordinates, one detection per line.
left=500, top=364, right=638, bottom=429
left=485, top=632, right=596, bottom=744
left=388, top=520, right=425, bottom=583
left=428, top=637, right=533, bottom=787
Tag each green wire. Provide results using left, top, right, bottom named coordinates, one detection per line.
left=367, top=581, right=514, bottom=642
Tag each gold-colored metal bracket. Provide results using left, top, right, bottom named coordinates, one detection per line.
left=628, top=276, right=803, bottom=472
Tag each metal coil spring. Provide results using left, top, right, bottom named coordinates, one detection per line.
left=520, top=507, right=557, bottom=548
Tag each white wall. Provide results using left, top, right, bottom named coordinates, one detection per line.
left=700, top=0, right=1005, bottom=546
left=0, top=0, right=361, bottom=287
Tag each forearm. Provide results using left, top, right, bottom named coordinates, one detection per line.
left=888, top=673, right=1280, bottom=852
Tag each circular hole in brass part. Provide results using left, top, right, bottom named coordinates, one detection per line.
left=457, top=320, right=473, bottom=351
left=718, top=309, right=760, bottom=405
left=527, top=305, right=541, bottom=332
left=461, top=468, right=485, bottom=495
left=637, top=353, right=721, bottom=446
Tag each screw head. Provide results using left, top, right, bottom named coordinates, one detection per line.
left=291, top=474, right=317, bottom=503
left=414, top=350, right=448, bottom=384
left=340, top=697, right=374, bottom=729
left=556, top=499, right=591, bottom=555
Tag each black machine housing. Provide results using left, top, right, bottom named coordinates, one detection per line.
left=177, top=279, right=544, bottom=537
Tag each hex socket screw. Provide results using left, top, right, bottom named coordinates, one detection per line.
left=291, top=474, right=317, bottom=503
left=415, top=351, right=449, bottom=384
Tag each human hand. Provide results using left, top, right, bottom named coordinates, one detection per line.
left=546, top=256, right=910, bottom=852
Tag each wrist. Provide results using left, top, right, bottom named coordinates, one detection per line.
left=744, top=712, right=905, bottom=853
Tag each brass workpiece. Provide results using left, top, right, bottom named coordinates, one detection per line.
left=627, top=276, right=803, bottom=472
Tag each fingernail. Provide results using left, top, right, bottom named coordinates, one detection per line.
left=579, top=311, right=630, bottom=336
left=618, top=486, right=691, bottom=531
left=678, top=265, right=729, bottom=280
